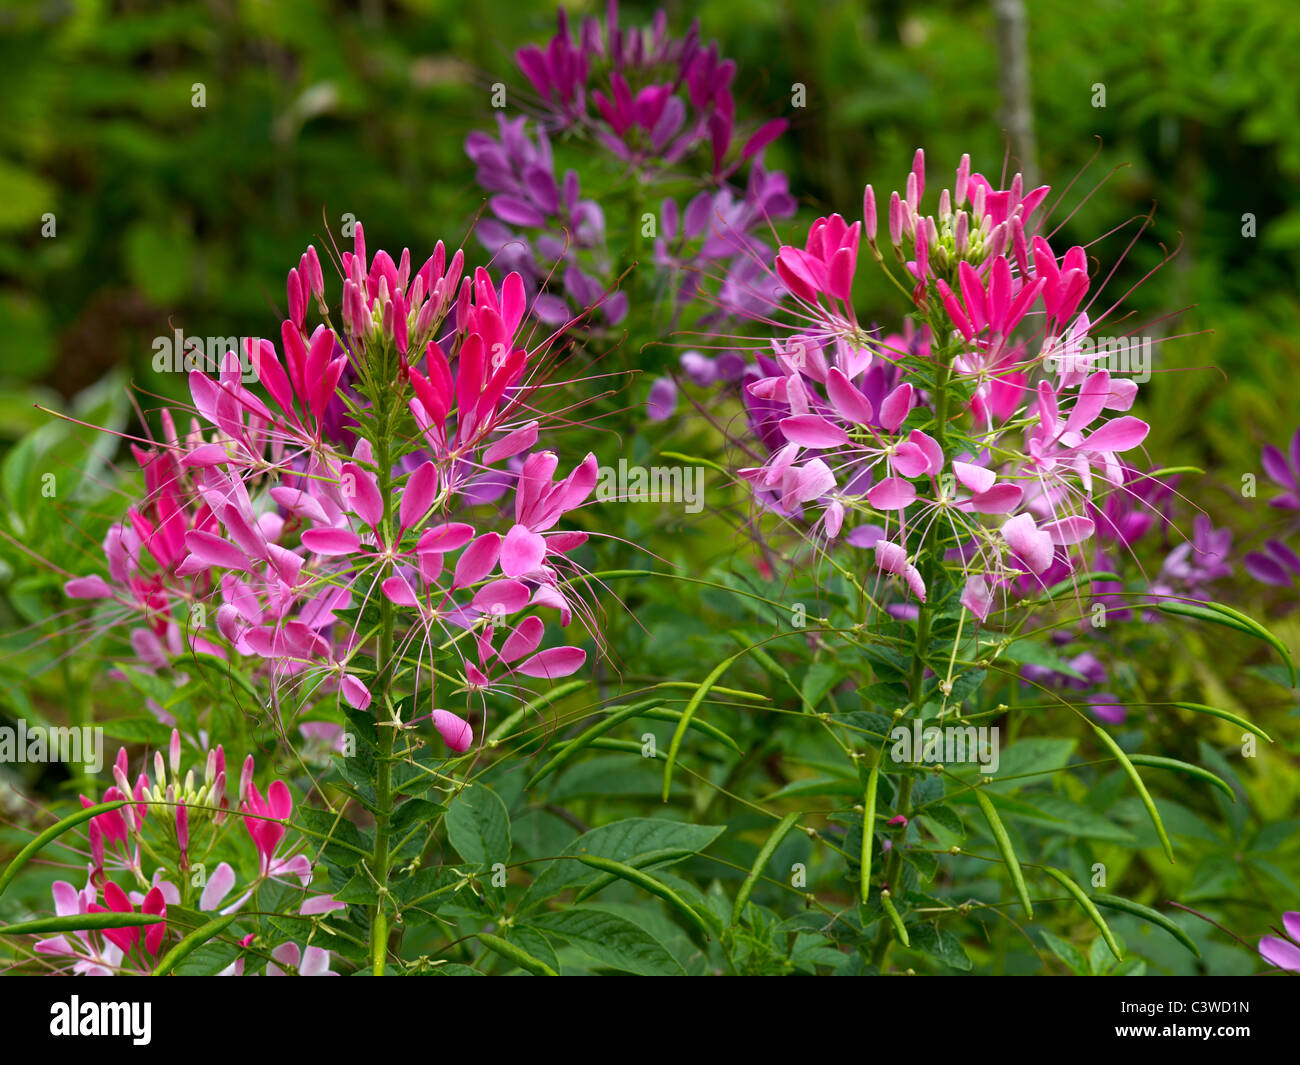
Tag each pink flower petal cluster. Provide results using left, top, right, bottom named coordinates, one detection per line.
left=739, top=152, right=1154, bottom=620
left=66, top=224, right=603, bottom=749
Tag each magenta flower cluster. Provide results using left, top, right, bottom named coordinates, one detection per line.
left=66, top=223, right=600, bottom=753
left=466, top=2, right=795, bottom=357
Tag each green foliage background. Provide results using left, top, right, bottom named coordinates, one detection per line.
left=0, top=0, right=1297, bottom=976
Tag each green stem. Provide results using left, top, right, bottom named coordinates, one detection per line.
left=868, top=345, right=953, bottom=971
left=370, top=404, right=398, bottom=976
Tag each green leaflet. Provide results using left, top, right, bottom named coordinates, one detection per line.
left=445, top=784, right=511, bottom=869
left=531, top=907, right=685, bottom=976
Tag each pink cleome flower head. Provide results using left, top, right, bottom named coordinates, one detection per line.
left=65, top=222, right=607, bottom=753
left=736, top=151, right=1157, bottom=622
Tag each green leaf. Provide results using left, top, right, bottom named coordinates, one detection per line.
left=1040, top=929, right=1088, bottom=974
left=171, top=941, right=241, bottom=976
left=531, top=907, right=685, bottom=975
left=800, top=660, right=844, bottom=711
left=445, top=785, right=511, bottom=870
left=521, top=818, right=724, bottom=911
left=392, top=798, right=446, bottom=835
left=294, top=807, right=371, bottom=862
left=981, top=738, right=1077, bottom=791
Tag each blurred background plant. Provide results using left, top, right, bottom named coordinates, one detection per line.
left=0, top=0, right=1297, bottom=975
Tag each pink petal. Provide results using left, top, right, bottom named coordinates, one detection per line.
left=340, top=463, right=384, bottom=529
left=517, top=645, right=587, bottom=679
left=970, top=483, right=1023, bottom=514
left=1001, top=513, right=1054, bottom=574
left=399, top=462, right=439, bottom=531
left=787, top=458, right=836, bottom=504
left=780, top=414, right=848, bottom=448
left=417, top=522, right=476, bottom=553
left=1080, top=416, right=1149, bottom=454
left=500, top=524, right=547, bottom=578
left=825, top=367, right=875, bottom=425
left=500, top=616, right=545, bottom=664
left=953, top=460, right=994, bottom=495
left=1259, top=934, right=1300, bottom=973
left=300, top=895, right=347, bottom=916
left=453, top=532, right=502, bottom=588
left=183, top=531, right=252, bottom=573
left=201, top=862, right=236, bottom=912
left=472, top=578, right=531, bottom=616
left=299, top=945, right=337, bottom=976
left=381, top=575, right=419, bottom=607
left=1042, top=515, right=1095, bottom=545
left=961, top=576, right=993, bottom=620
left=433, top=709, right=474, bottom=753
left=64, top=576, right=114, bottom=599
left=483, top=422, right=539, bottom=464
left=867, top=477, right=916, bottom=511
left=341, top=674, right=371, bottom=710
left=301, top=527, right=362, bottom=556
left=879, top=383, right=914, bottom=432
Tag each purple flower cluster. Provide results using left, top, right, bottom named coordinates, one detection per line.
left=466, top=3, right=796, bottom=403
left=1246, top=427, right=1300, bottom=591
